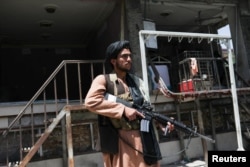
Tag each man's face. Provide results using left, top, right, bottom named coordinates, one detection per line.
left=112, top=48, right=132, bottom=72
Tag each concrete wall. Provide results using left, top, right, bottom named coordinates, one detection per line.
left=25, top=132, right=238, bottom=167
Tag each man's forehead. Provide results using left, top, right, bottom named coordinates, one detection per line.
left=119, top=48, right=131, bottom=54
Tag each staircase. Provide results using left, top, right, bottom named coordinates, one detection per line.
left=0, top=60, right=105, bottom=167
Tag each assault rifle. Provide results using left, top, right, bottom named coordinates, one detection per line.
left=105, top=93, right=215, bottom=143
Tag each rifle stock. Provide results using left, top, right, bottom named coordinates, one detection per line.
left=105, top=93, right=215, bottom=143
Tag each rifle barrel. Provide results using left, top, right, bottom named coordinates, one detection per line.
left=148, top=112, right=215, bottom=143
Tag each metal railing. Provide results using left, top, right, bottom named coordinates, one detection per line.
left=0, top=60, right=105, bottom=166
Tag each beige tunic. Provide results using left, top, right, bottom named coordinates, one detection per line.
left=85, top=74, right=160, bottom=167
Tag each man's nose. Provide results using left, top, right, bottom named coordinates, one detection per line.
left=127, top=55, right=132, bottom=61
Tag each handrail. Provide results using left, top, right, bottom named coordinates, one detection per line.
left=2, top=60, right=104, bottom=137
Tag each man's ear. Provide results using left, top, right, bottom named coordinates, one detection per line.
left=111, top=59, right=116, bottom=66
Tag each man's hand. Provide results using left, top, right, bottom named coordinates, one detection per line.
left=156, top=118, right=175, bottom=135
left=124, top=107, right=145, bottom=121
left=167, top=121, right=175, bottom=132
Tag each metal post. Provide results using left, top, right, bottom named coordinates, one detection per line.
left=62, top=116, right=67, bottom=167
left=77, top=63, right=83, bottom=104
left=64, top=64, right=69, bottom=104
left=195, top=98, right=208, bottom=165
left=66, top=110, right=74, bottom=167
left=209, top=102, right=218, bottom=150
left=226, top=39, right=244, bottom=151
left=139, top=31, right=150, bottom=98
left=176, top=102, right=188, bottom=161
left=90, top=123, right=95, bottom=150
left=31, top=104, right=34, bottom=146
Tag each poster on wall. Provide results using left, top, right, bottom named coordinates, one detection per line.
left=143, top=20, right=158, bottom=49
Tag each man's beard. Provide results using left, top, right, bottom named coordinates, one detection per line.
left=116, top=62, right=131, bottom=72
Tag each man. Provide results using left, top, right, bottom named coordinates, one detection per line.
left=85, top=40, right=173, bottom=167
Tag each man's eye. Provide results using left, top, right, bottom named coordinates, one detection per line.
left=120, top=54, right=131, bottom=58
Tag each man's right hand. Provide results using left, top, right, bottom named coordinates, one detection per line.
left=123, top=107, right=145, bottom=121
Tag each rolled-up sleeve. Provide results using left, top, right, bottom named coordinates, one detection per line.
left=84, top=75, right=125, bottom=119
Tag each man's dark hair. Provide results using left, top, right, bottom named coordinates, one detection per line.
left=105, top=40, right=131, bottom=69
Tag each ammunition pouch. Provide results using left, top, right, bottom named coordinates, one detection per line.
left=110, top=117, right=140, bottom=130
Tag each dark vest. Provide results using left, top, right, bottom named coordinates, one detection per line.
left=98, top=73, right=141, bottom=154
left=105, top=73, right=140, bottom=130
